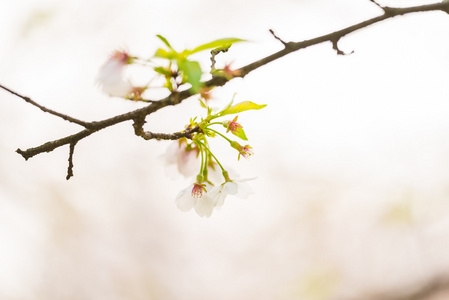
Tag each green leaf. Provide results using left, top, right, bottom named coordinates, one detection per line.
left=156, top=34, right=175, bottom=51
left=154, top=48, right=174, bottom=59
left=187, top=38, right=245, bottom=55
left=232, top=128, right=248, bottom=141
left=179, top=60, right=203, bottom=92
left=219, top=101, right=266, bottom=116
left=198, top=99, right=207, bottom=109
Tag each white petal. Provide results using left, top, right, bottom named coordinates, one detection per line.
left=175, top=186, right=196, bottom=212
left=194, top=196, right=215, bottom=218
left=223, top=182, right=238, bottom=195
left=97, top=59, right=132, bottom=97
left=101, top=80, right=132, bottom=98
left=209, top=185, right=227, bottom=207
left=233, top=178, right=255, bottom=199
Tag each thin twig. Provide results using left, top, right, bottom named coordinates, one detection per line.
left=331, top=38, right=354, bottom=55
left=369, top=0, right=385, bottom=10
left=210, top=45, right=231, bottom=74
left=127, top=98, right=158, bottom=103
left=0, top=83, right=92, bottom=128
left=66, top=142, right=76, bottom=180
left=133, top=116, right=200, bottom=140
left=269, top=29, right=290, bottom=47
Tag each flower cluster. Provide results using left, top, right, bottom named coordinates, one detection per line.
left=175, top=179, right=253, bottom=218
left=163, top=98, right=265, bottom=217
left=96, top=36, right=265, bottom=217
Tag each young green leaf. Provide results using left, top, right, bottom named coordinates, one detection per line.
left=231, top=127, right=248, bottom=141
left=219, top=101, right=266, bottom=116
left=154, top=48, right=178, bottom=60
left=156, top=34, right=175, bottom=51
left=198, top=99, right=207, bottom=109
left=187, top=38, right=245, bottom=55
left=178, top=60, right=203, bottom=92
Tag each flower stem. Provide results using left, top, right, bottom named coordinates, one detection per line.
left=207, top=128, right=233, bottom=144
left=199, top=143, right=206, bottom=181
left=206, top=122, right=223, bottom=127
left=197, top=141, right=225, bottom=172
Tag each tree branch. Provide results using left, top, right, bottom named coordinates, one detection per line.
left=0, top=83, right=92, bottom=128
left=132, top=116, right=200, bottom=141
left=238, top=1, right=449, bottom=76
left=2, top=0, right=449, bottom=178
left=16, top=128, right=95, bottom=160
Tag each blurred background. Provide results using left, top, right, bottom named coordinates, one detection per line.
left=1, top=0, right=449, bottom=299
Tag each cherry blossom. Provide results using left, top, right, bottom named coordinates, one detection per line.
left=97, top=50, right=133, bottom=98
left=175, top=183, right=215, bottom=218
left=194, top=194, right=215, bottom=218
left=208, top=179, right=254, bottom=207
left=164, top=140, right=199, bottom=178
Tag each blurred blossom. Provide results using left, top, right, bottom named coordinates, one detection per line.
left=96, top=50, right=133, bottom=98
left=163, top=140, right=199, bottom=179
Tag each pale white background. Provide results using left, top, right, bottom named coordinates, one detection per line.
left=1, top=0, right=449, bottom=299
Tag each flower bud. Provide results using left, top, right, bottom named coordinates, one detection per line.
left=230, top=141, right=253, bottom=160
left=225, top=116, right=243, bottom=134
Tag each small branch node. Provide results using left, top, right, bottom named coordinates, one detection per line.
left=16, top=148, right=30, bottom=160
left=369, top=0, right=397, bottom=15
left=269, top=29, right=290, bottom=48
left=133, top=120, right=199, bottom=141
left=210, top=45, right=231, bottom=74
left=132, top=115, right=147, bottom=137
left=369, top=0, right=384, bottom=9
left=66, top=142, right=76, bottom=180
left=331, top=38, right=354, bottom=56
